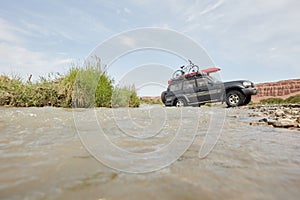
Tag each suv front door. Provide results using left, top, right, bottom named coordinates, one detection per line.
left=196, top=76, right=223, bottom=102
left=195, top=77, right=211, bottom=102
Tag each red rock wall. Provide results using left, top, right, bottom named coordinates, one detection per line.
left=140, top=96, right=161, bottom=101
left=252, top=79, right=300, bottom=102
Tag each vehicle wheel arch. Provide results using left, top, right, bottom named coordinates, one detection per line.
left=225, top=88, right=246, bottom=107
left=161, top=91, right=167, bottom=104
left=172, top=95, right=189, bottom=106
left=225, top=87, right=244, bottom=98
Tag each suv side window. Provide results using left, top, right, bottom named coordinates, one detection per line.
left=196, top=77, right=209, bottom=87
left=183, top=79, right=196, bottom=90
left=169, top=82, right=182, bottom=91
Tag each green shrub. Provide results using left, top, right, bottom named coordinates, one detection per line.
left=259, top=95, right=300, bottom=105
left=129, top=89, right=140, bottom=108
left=111, top=86, right=140, bottom=108
left=0, top=74, right=65, bottom=107
left=140, top=98, right=162, bottom=105
left=61, top=67, right=79, bottom=107
left=95, top=74, right=113, bottom=107
left=260, top=98, right=284, bottom=104
left=285, top=94, right=300, bottom=104
left=72, top=67, right=101, bottom=108
left=0, top=58, right=140, bottom=108
left=0, top=75, right=23, bottom=106
left=62, top=60, right=114, bottom=108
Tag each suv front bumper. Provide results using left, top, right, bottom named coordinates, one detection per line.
left=242, top=87, right=259, bottom=96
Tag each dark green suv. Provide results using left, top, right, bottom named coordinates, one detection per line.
left=161, top=73, right=258, bottom=107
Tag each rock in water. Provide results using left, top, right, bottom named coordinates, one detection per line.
left=273, top=118, right=298, bottom=128
left=258, top=118, right=268, bottom=123
left=275, top=110, right=285, bottom=117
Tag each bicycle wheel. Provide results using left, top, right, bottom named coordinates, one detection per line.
left=172, top=70, right=184, bottom=79
left=189, top=65, right=199, bottom=73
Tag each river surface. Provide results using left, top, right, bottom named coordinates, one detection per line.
left=1, top=106, right=300, bottom=200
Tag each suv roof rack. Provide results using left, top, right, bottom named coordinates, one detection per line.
left=168, top=67, right=221, bottom=84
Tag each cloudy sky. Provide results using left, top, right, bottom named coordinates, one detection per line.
left=0, top=0, right=299, bottom=94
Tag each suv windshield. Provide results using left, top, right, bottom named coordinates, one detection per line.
left=206, top=74, right=219, bottom=83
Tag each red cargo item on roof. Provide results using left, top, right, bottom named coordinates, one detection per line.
left=201, top=67, right=221, bottom=74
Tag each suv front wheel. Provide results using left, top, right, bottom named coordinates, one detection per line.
left=175, top=98, right=187, bottom=107
left=226, top=90, right=245, bottom=107
left=243, top=96, right=251, bottom=105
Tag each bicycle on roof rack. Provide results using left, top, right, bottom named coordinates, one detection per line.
left=172, top=59, right=199, bottom=79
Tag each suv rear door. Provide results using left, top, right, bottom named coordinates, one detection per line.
left=182, top=78, right=198, bottom=103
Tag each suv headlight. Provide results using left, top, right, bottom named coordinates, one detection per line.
left=243, top=81, right=252, bottom=88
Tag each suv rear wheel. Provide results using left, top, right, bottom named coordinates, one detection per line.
left=175, top=98, right=187, bottom=107
left=161, top=91, right=167, bottom=104
left=226, top=90, right=245, bottom=107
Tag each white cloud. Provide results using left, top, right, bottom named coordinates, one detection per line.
left=199, top=0, right=224, bottom=16
left=20, top=20, right=75, bottom=41
left=183, top=0, right=224, bottom=22
left=0, top=16, right=74, bottom=80
left=0, top=18, right=23, bottom=43
left=119, top=35, right=137, bottom=48
left=124, top=7, right=131, bottom=14
left=0, top=43, right=73, bottom=80
left=1, top=0, right=299, bottom=84
left=166, top=0, right=300, bottom=81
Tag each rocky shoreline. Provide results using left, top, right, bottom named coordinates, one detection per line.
left=244, top=104, right=300, bottom=130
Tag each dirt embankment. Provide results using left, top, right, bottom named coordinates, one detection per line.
left=252, top=79, right=300, bottom=102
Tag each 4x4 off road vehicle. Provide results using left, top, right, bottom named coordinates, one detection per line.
left=161, top=68, right=258, bottom=107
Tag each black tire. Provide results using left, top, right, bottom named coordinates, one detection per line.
left=226, top=90, right=245, bottom=107
left=189, top=66, right=199, bottom=73
left=172, top=70, right=184, bottom=79
left=192, top=103, right=204, bottom=107
left=243, top=96, right=251, bottom=105
left=161, top=91, right=167, bottom=104
left=175, top=98, right=187, bottom=107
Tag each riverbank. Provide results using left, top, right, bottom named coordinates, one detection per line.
left=242, top=104, right=300, bottom=130
left=0, top=63, right=140, bottom=108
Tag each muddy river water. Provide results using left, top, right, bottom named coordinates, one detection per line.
left=1, top=106, right=300, bottom=200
